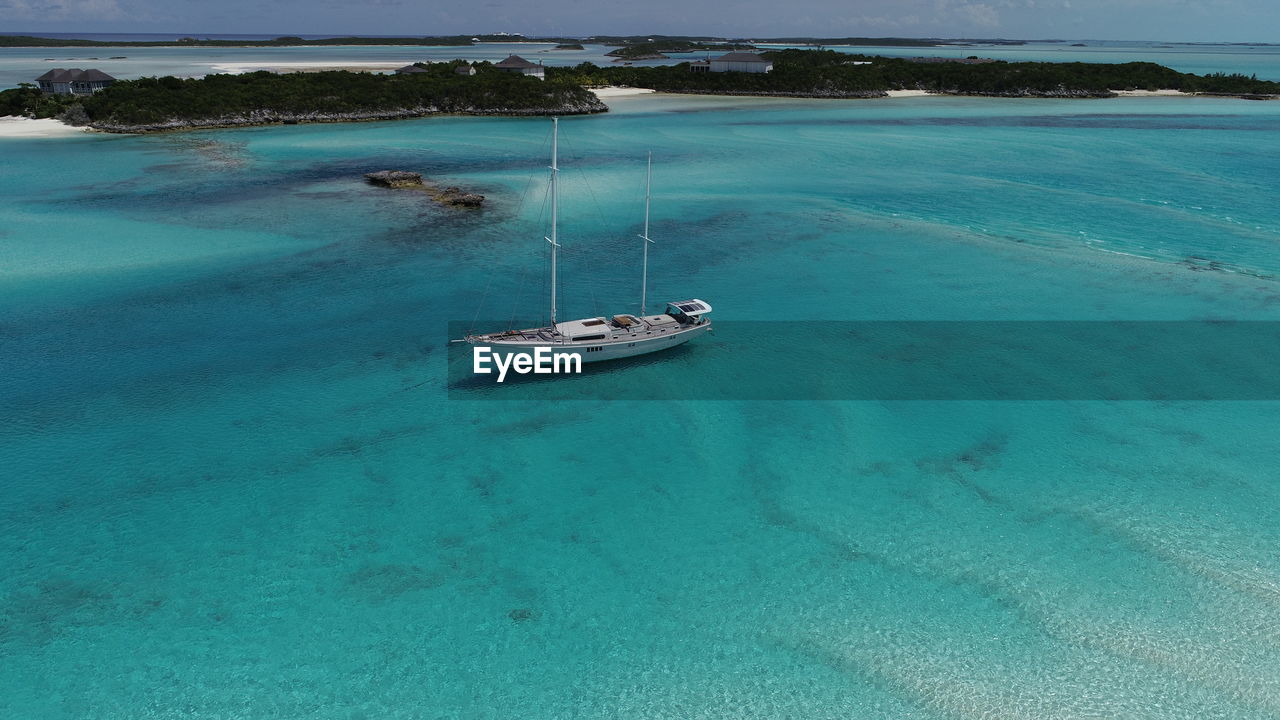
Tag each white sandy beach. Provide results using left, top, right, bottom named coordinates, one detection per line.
left=885, top=89, right=933, bottom=98
left=1112, top=89, right=1191, bottom=97
left=590, top=86, right=656, bottom=98
left=0, top=116, right=86, bottom=138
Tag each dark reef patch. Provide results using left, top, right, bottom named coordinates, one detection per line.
left=346, top=563, right=443, bottom=599
left=508, top=608, right=539, bottom=622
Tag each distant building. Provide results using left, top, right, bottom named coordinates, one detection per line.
left=395, top=65, right=428, bottom=74
left=709, top=52, right=773, bottom=73
left=454, top=64, right=476, bottom=76
left=494, top=55, right=544, bottom=80
left=689, top=59, right=710, bottom=73
left=35, top=68, right=116, bottom=95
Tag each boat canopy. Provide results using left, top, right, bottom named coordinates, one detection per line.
left=555, top=317, right=609, bottom=339
left=666, top=299, right=712, bottom=318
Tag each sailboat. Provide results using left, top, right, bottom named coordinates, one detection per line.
left=462, top=118, right=712, bottom=364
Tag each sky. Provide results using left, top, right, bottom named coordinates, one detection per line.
left=2, top=0, right=1277, bottom=43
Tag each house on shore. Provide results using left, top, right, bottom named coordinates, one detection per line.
left=36, top=68, right=116, bottom=95
left=454, top=64, right=476, bottom=76
left=395, top=64, right=428, bottom=74
left=709, top=52, right=773, bottom=73
left=494, top=55, right=544, bottom=80
left=690, top=59, right=711, bottom=73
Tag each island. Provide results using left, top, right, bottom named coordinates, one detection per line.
left=604, top=40, right=759, bottom=62
left=557, top=49, right=1280, bottom=98
left=4, top=50, right=1277, bottom=135
left=0, top=62, right=605, bottom=133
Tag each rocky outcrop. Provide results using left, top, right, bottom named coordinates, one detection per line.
left=86, top=98, right=608, bottom=133
left=951, top=86, right=1116, bottom=98
left=660, top=86, right=1116, bottom=99
left=1196, top=92, right=1279, bottom=100
left=431, top=186, right=485, bottom=207
left=366, top=171, right=485, bottom=208
left=364, top=170, right=423, bottom=188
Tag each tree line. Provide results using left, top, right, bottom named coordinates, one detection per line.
left=0, top=62, right=601, bottom=129
left=551, top=50, right=1280, bottom=97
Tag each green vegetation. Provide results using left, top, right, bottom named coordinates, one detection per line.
left=551, top=51, right=1280, bottom=97
left=0, top=63, right=603, bottom=131
left=605, top=44, right=672, bottom=60
left=0, top=83, right=85, bottom=121
left=0, top=34, right=477, bottom=48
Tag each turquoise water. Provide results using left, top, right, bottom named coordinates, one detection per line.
left=3, top=39, right=1279, bottom=90
left=4, top=92, right=1280, bottom=718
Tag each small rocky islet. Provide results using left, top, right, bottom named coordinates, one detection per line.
left=364, top=170, right=485, bottom=208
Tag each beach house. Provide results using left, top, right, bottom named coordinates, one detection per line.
left=494, top=55, right=544, bottom=80
left=35, top=68, right=116, bottom=95
left=709, top=52, right=773, bottom=73
left=394, top=64, right=428, bottom=74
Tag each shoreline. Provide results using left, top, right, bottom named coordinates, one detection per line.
left=209, top=61, right=409, bottom=74
left=589, top=86, right=656, bottom=98
left=74, top=102, right=606, bottom=134
left=2, top=87, right=1268, bottom=138
left=0, top=116, right=90, bottom=138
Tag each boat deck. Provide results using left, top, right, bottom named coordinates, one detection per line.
left=470, top=313, right=694, bottom=346
left=474, top=328, right=559, bottom=343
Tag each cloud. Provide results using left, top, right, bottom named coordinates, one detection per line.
left=1, top=0, right=125, bottom=19
left=961, top=2, right=1000, bottom=26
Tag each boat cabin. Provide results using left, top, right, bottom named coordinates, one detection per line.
left=664, top=299, right=712, bottom=323
left=555, top=317, right=611, bottom=342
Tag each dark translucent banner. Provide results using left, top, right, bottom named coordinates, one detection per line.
left=447, top=321, right=1280, bottom=401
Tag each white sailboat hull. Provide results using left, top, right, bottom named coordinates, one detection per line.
left=471, top=321, right=711, bottom=364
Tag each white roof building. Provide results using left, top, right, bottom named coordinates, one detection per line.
left=709, top=52, right=772, bottom=73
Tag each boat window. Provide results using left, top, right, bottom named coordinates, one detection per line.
left=572, top=334, right=606, bottom=342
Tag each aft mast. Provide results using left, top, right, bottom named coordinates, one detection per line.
left=548, top=118, right=560, bottom=328
left=640, top=152, right=654, bottom=316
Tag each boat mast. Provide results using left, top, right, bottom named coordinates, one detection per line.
left=548, top=117, right=560, bottom=328
left=640, top=152, right=654, bottom=315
